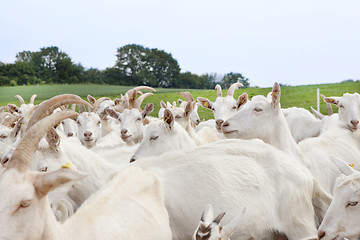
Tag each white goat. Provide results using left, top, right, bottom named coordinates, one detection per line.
left=197, top=83, right=245, bottom=132
left=178, top=91, right=201, bottom=126
left=105, top=103, right=154, bottom=145
left=0, top=112, right=172, bottom=240
left=130, top=109, right=197, bottom=162
left=193, top=204, right=245, bottom=240
left=221, top=83, right=360, bottom=196
left=318, top=157, right=360, bottom=240
left=131, top=138, right=327, bottom=240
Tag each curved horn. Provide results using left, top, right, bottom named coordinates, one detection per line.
left=30, top=94, right=37, bottom=104
left=26, top=94, right=92, bottom=131
left=178, top=92, right=194, bottom=102
left=227, top=82, right=243, bottom=97
left=125, top=86, right=156, bottom=96
left=15, top=95, right=25, bottom=105
left=215, top=85, right=222, bottom=97
left=92, top=97, right=111, bottom=113
left=7, top=110, right=78, bottom=172
left=213, top=212, right=226, bottom=225
left=134, top=93, right=154, bottom=110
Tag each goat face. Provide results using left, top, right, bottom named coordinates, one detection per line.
left=77, top=112, right=101, bottom=148
left=61, top=118, right=78, bottom=137
left=338, top=93, right=360, bottom=131
left=117, top=109, right=145, bottom=144
left=130, top=117, right=196, bottom=162
left=318, top=172, right=360, bottom=240
left=198, top=94, right=247, bottom=133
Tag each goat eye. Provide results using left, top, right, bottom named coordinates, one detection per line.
left=347, top=201, right=358, bottom=207
left=76, top=121, right=81, bottom=125
left=175, top=115, right=181, bottom=119
left=136, top=118, right=141, bottom=121
left=40, top=167, right=48, bottom=172
left=20, top=200, right=31, bottom=208
left=232, top=106, right=237, bottom=110
left=0, top=134, right=7, bottom=139
left=150, top=136, right=159, bottom=141
left=339, top=105, right=345, bottom=108
left=254, top=108, right=262, bottom=112
left=97, top=121, right=101, bottom=125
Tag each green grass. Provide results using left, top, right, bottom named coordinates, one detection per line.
left=1, top=82, right=359, bottom=120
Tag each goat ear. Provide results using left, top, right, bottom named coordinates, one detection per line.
left=105, top=107, right=119, bottom=119
left=236, top=93, right=248, bottom=110
left=7, top=104, right=20, bottom=115
left=184, top=102, right=193, bottom=118
left=163, top=109, right=174, bottom=129
left=11, top=117, right=23, bottom=138
left=87, top=95, right=96, bottom=104
left=114, top=98, right=122, bottom=105
left=160, top=100, right=167, bottom=109
left=34, top=168, right=87, bottom=198
left=330, top=156, right=356, bottom=176
left=46, top=127, right=60, bottom=152
left=177, top=99, right=183, bottom=105
left=271, top=82, right=281, bottom=109
left=323, top=96, right=340, bottom=106
left=221, top=209, right=246, bottom=239
left=142, top=103, right=154, bottom=119
left=0, top=106, right=6, bottom=113
left=201, top=204, right=214, bottom=223
left=197, top=97, right=213, bottom=110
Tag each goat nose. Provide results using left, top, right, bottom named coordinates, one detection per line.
left=130, top=156, right=136, bottom=163
left=222, top=121, right=229, bottom=128
left=121, top=129, right=128, bottom=135
left=216, top=119, right=224, bottom=126
left=1, top=156, right=9, bottom=167
left=351, top=120, right=359, bottom=126
left=318, top=231, right=325, bottom=239
left=68, top=132, right=74, bottom=137
left=84, top=132, right=92, bottom=137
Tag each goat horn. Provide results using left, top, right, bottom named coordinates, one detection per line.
left=213, top=212, right=226, bottom=225
left=215, top=85, right=222, bottom=97
left=134, top=93, right=154, bottom=110
left=227, top=82, right=243, bottom=97
left=26, top=94, right=92, bottom=131
left=178, top=92, right=194, bottom=102
left=15, top=95, right=25, bottom=105
left=92, top=97, right=111, bottom=113
left=125, top=86, right=156, bottom=96
left=7, top=110, right=78, bottom=172
left=30, top=94, right=37, bottom=104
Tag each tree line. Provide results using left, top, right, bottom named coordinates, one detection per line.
left=0, top=45, right=250, bottom=89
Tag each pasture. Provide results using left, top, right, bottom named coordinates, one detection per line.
left=0, top=81, right=359, bottom=120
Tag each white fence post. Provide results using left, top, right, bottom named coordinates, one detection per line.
left=317, top=88, right=320, bottom=112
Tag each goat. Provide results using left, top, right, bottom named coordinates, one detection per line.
left=130, top=108, right=197, bottom=162
left=197, top=82, right=245, bottom=132
left=317, top=156, right=360, bottom=240
left=131, top=138, right=326, bottom=239
left=221, top=83, right=360, bottom=197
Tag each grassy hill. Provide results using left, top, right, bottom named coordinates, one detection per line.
left=1, top=81, right=359, bottom=120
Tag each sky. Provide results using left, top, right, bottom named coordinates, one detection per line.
left=1, top=0, right=360, bottom=87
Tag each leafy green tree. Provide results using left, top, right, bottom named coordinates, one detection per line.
left=114, top=44, right=180, bottom=87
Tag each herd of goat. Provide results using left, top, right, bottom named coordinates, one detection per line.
left=0, top=82, right=359, bottom=240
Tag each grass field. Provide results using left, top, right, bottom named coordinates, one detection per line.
left=1, top=81, right=359, bottom=120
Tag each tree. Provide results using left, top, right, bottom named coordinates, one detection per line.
left=220, top=72, right=250, bottom=88
left=114, top=44, right=181, bottom=87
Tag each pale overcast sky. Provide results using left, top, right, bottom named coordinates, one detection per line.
left=1, top=0, right=360, bottom=87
